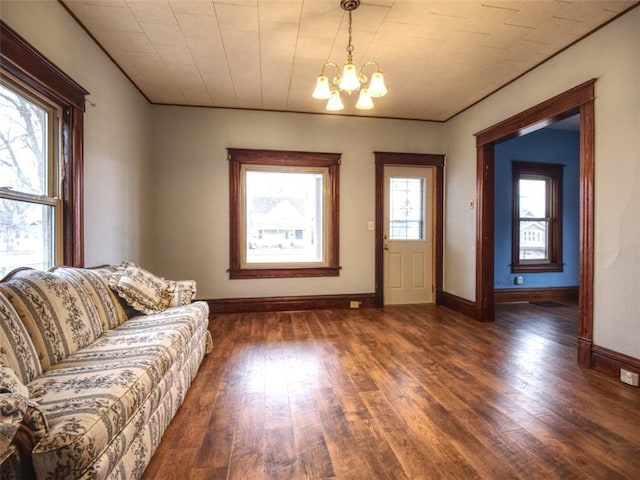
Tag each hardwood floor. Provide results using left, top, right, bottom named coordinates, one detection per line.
left=142, top=303, right=640, bottom=480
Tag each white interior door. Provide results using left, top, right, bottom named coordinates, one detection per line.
left=383, top=166, right=434, bottom=305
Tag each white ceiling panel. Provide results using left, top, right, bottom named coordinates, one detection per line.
left=61, top=0, right=639, bottom=120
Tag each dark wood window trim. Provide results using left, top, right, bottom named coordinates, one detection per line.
left=511, top=161, right=564, bottom=273
left=1, top=21, right=88, bottom=267
left=228, top=148, right=341, bottom=280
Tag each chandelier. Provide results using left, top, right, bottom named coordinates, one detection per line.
left=312, top=0, right=387, bottom=111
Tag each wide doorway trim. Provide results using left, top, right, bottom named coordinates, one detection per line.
left=474, top=79, right=595, bottom=367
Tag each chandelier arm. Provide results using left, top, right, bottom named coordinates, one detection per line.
left=358, top=60, right=382, bottom=83
left=361, top=60, right=381, bottom=71
left=320, top=62, right=341, bottom=76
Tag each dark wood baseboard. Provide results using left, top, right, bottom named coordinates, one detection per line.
left=205, top=293, right=376, bottom=314
left=436, top=290, right=476, bottom=318
left=590, top=344, right=640, bottom=386
left=494, top=286, right=579, bottom=304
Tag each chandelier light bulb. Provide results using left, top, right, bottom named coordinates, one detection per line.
left=326, top=89, right=345, bottom=111
left=312, top=75, right=332, bottom=99
left=339, top=63, right=360, bottom=94
left=368, top=71, right=388, bottom=97
left=355, top=87, right=374, bottom=110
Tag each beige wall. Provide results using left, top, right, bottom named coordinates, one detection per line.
left=1, top=0, right=154, bottom=267
left=444, top=7, right=640, bottom=358
left=150, top=107, right=444, bottom=299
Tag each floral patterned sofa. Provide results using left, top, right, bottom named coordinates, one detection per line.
left=0, top=263, right=212, bottom=479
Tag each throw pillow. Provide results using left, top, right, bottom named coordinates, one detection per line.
left=166, top=279, right=197, bottom=307
left=109, top=265, right=170, bottom=314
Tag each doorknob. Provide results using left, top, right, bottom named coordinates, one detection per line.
left=383, top=244, right=389, bottom=251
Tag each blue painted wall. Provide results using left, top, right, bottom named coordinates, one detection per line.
left=494, top=128, right=580, bottom=289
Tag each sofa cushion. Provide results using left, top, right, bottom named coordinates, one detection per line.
left=109, top=265, right=170, bottom=314
left=0, top=292, right=42, bottom=384
left=51, top=267, right=128, bottom=330
left=0, top=269, right=103, bottom=372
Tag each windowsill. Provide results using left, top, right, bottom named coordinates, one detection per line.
left=229, top=266, right=341, bottom=279
left=511, top=263, right=564, bottom=273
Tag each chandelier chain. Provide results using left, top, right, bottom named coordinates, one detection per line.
left=346, top=10, right=354, bottom=61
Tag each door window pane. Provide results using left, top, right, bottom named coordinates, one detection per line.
left=389, top=177, right=425, bottom=240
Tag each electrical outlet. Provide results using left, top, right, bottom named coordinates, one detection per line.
left=620, top=369, right=639, bottom=387
left=349, top=301, right=361, bottom=309
left=514, top=276, right=524, bottom=285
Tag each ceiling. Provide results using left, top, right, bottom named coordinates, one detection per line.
left=61, top=0, right=638, bottom=121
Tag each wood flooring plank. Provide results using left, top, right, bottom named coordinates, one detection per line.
left=289, top=389, right=335, bottom=479
left=142, top=304, right=640, bottom=480
left=361, top=389, right=481, bottom=479
left=314, top=387, right=380, bottom=479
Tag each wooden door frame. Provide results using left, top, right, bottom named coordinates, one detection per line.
left=474, top=79, right=595, bottom=367
left=374, top=152, right=445, bottom=307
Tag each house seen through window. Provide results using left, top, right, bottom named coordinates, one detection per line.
left=245, top=169, right=324, bottom=264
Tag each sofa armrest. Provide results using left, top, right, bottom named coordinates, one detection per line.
left=1, top=393, right=46, bottom=479
left=0, top=392, right=48, bottom=453
left=1, top=393, right=27, bottom=460
left=0, top=424, right=36, bottom=480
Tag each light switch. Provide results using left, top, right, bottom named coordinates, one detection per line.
left=367, top=220, right=374, bottom=230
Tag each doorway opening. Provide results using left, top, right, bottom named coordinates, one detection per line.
left=474, top=80, right=595, bottom=367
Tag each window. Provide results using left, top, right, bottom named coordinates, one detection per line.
left=1, top=21, right=87, bottom=276
left=0, top=75, right=62, bottom=276
left=228, top=148, right=341, bottom=279
left=512, top=161, right=563, bottom=273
